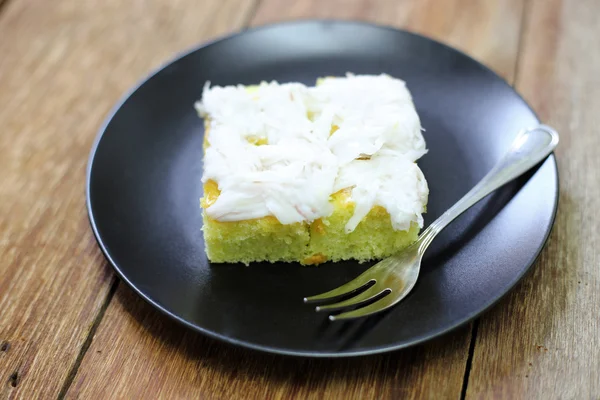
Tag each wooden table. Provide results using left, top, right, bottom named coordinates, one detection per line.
left=1, top=0, right=598, bottom=398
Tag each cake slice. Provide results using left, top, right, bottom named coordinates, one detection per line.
left=196, top=74, right=428, bottom=265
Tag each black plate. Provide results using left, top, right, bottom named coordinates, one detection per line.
left=87, top=20, right=558, bottom=357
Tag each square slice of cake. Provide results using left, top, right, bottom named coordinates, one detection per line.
left=196, top=74, right=428, bottom=265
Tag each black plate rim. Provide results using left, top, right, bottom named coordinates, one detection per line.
left=86, top=19, right=559, bottom=358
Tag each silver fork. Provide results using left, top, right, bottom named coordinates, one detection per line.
left=304, top=125, right=559, bottom=321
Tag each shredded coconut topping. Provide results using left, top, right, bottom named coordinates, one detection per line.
left=196, top=74, right=428, bottom=233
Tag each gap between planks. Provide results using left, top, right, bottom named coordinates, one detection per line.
left=456, top=0, right=532, bottom=397
left=460, top=319, right=480, bottom=400
left=512, top=0, right=534, bottom=89
left=57, top=276, right=119, bottom=400
left=0, top=0, right=12, bottom=17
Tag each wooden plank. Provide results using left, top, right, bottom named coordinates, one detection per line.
left=0, top=0, right=256, bottom=398
left=466, top=0, right=600, bottom=398
left=66, top=1, right=527, bottom=398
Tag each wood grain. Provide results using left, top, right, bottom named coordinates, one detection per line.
left=465, top=0, right=600, bottom=398
left=0, top=0, right=256, bottom=398
left=65, top=1, right=527, bottom=398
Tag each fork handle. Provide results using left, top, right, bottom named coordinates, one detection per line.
left=418, top=125, right=559, bottom=250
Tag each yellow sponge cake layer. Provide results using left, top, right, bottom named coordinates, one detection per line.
left=202, top=180, right=308, bottom=263
left=202, top=184, right=419, bottom=265
left=306, top=190, right=420, bottom=264
left=202, top=214, right=310, bottom=264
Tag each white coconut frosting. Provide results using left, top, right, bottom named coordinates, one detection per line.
left=195, top=74, right=429, bottom=233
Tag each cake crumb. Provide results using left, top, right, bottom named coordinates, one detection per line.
left=303, top=254, right=328, bottom=265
